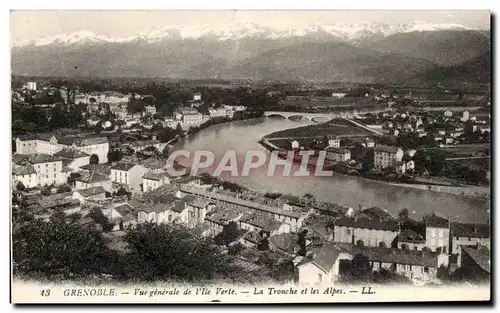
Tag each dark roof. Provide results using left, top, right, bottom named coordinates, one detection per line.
left=374, top=145, right=401, bottom=154
left=12, top=164, right=36, bottom=176
left=451, top=223, right=490, bottom=238
left=334, top=216, right=399, bottom=231
left=360, top=206, right=394, bottom=221
left=76, top=186, right=106, bottom=198
left=269, top=233, right=300, bottom=254
left=79, top=163, right=112, bottom=176
left=74, top=171, right=110, bottom=184
left=461, top=245, right=490, bottom=273
left=55, top=148, right=90, bottom=159
left=113, top=204, right=134, bottom=217
left=310, top=242, right=343, bottom=273
left=397, top=229, right=425, bottom=243
left=15, top=153, right=62, bottom=164
left=171, top=200, right=186, bottom=213
left=182, top=194, right=196, bottom=204
left=340, top=243, right=440, bottom=267
left=325, top=147, right=350, bottom=154
left=423, top=213, right=449, bottom=228
left=111, top=162, right=137, bottom=171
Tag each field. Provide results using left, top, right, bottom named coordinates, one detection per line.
left=265, top=118, right=374, bottom=139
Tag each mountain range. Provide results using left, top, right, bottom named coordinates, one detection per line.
left=11, top=21, right=491, bottom=83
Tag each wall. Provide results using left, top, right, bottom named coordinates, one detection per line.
left=425, top=227, right=450, bottom=254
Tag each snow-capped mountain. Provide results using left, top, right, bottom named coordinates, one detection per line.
left=13, top=21, right=476, bottom=47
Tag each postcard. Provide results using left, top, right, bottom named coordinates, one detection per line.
left=10, top=10, right=491, bottom=304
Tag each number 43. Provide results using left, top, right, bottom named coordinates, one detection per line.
left=40, top=289, right=51, bottom=297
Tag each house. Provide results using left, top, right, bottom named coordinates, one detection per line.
left=268, top=233, right=301, bottom=257
left=74, top=170, right=112, bottom=192
left=12, top=164, right=37, bottom=189
left=332, top=216, right=399, bottom=248
left=451, top=223, right=490, bottom=267
left=359, top=207, right=394, bottom=221
left=178, top=109, right=203, bottom=125
left=397, top=230, right=426, bottom=250
left=36, top=194, right=82, bottom=216
left=373, top=145, right=404, bottom=169
left=144, top=105, right=157, bottom=116
left=339, top=244, right=449, bottom=283
left=127, top=140, right=164, bottom=153
left=15, top=133, right=109, bottom=164
left=142, top=171, right=172, bottom=192
left=459, top=245, right=490, bottom=282
left=423, top=213, right=450, bottom=254
left=364, top=138, right=375, bottom=148
left=291, top=140, right=299, bottom=150
left=324, top=135, right=340, bottom=148
left=209, top=107, right=230, bottom=118
left=110, top=162, right=147, bottom=192
left=240, top=214, right=291, bottom=237
left=72, top=186, right=107, bottom=202
left=325, top=147, right=351, bottom=163
left=296, top=242, right=349, bottom=285
left=54, top=148, right=90, bottom=171
left=193, top=93, right=202, bottom=101
left=13, top=153, right=65, bottom=186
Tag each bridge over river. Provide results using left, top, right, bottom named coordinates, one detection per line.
left=263, top=111, right=384, bottom=136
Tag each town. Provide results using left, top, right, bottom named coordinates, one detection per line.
left=11, top=77, right=490, bottom=287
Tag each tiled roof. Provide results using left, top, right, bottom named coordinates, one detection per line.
left=309, top=242, right=343, bottom=273
left=325, top=147, right=350, bottom=154
left=340, top=243, right=440, bottom=267
left=451, top=223, right=490, bottom=239
left=76, top=186, right=106, bottom=198
left=397, top=229, right=425, bottom=243
left=12, top=164, right=36, bottom=176
left=55, top=148, right=90, bottom=159
left=75, top=171, right=110, bottom=184
left=111, top=162, right=137, bottom=171
left=79, top=164, right=112, bottom=176
left=374, top=145, right=401, bottom=154
left=461, top=245, right=490, bottom=273
left=334, top=216, right=399, bottom=231
left=18, top=153, right=62, bottom=164
left=360, top=206, right=394, bottom=221
left=269, top=233, right=300, bottom=254
left=113, top=204, right=134, bottom=217
left=171, top=200, right=186, bottom=213
left=423, top=213, right=449, bottom=228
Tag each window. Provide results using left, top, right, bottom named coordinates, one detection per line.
left=53, top=163, right=56, bottom=167
left=46, top=164, right=48, bottom=167
left=424, top=267, right=429, bottom=273
left=409, top=265, right=412, bottom=271
left=468, top=237, right=471, bottom=241
left=53, top=173, right=56, bottom=177
left=317, top=273, right=323, bottom=282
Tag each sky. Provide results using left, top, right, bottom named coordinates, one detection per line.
left=10, top=10, right=490, bottom=43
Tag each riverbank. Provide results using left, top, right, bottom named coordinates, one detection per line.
left=258, top=137, right=489, bottom=200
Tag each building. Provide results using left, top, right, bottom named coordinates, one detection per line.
left=144, top=105, right=157, bottom=116
left=373, top=145, right=404, bottom=169
left=324, top=135, right=340, bottom=148
left=110, top=162, right=147, bottom=192
left=397, top=230, right=426, bottom=251
left=332, top=216, right=399, bottom=248
left=209, top=107, right=230, bottom=118
left=181, top=110, right=203, bottom=125
left=12, top=164, right=37, bottom=189
left=325, top=147, right=351, bottom=163
left=13, top=153, right=65, bottom=186
left=423, top=213, right=450, bottom=254
left=26, top=81, right=37, bottom=91
left=72, top=186, right=107, bottom=202
left=364, top=138, right=375, bottom=148
left=142, top=171, right=172, bottom=192
left=74, top=170, right=112, bottom=192
left=451, top=223, right=490, bottom=267
left=15, top=133, right=109, bottom=164
left=296, top=242, right=350, bottom=285
left=54, top=148, right=90, bottom=171
left=193, top=93, right=202, bottom=101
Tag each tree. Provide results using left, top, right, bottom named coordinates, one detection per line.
left=13, top=210, right=113, bottom=280
left=175, top=123, right=183, bottom=135
left=15, top=181, right=26, bottom=191
left=398, top=208, right=409, bottom=223
left=90, top=154, right=99, bottom=164
left=215, top=221, right=241, bottom=246
left=123, top=224, right=227, bottom=282
left=348, top=253, right=372, bottom=282
left=41, top=185, right=52, bottom=196
left=56, top=184, right=72, bottom=193
left=88, top=207, right=114, bottom=232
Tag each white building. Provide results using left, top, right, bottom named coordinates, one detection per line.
left=111, top=163, right=147, bottom=192
left=193, top=93, right=202, bottom=101
left=26, top=82, right=37, bottom=91
left=144, top=105, right=157, bottom=116
left=325, top=147, right=351, bottom=163
left=373, top=145, right=404, bottom=169
left=12, top=153, right=65, bottom=187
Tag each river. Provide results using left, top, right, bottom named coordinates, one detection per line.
left=175, top=117, right=490, bottom=224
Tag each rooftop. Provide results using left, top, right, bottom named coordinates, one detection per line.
left=374, top=145, right=401, bottom=154
left=74, top=171, right=110, bottom=184
left=55, top=148, right=90, bottom=159
left=75, top=186, right=106, bottom=198
left=111, top=162, right=137, bottom=172
left=334, top=216, right=399, bottom=232
left=423, top=213, right=449, bottom=228
left=451, top=222, right=490, bottom=239
left=461, top=245, right=490, bottom=273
